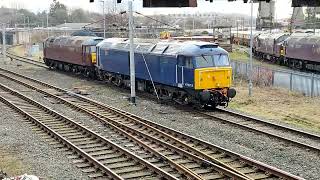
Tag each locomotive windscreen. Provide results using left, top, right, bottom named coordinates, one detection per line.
left=195, top=54, right=230, bottom=68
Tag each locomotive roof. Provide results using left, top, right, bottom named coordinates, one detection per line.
left=257, top=33, right=289, bottom=40
left=286, top=33, right=320, bottom=44
left=97, top=38, right=228, bottom=56
left=46, top=36, right=104, bottom=46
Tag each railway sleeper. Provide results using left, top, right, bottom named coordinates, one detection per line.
left=246, top=172, right=271, bottom=179
left=99, top=157, right=131, bottom=165
left=60, top=132, right=84, bottom=137
left=201, top=172, right=225, bottom=179
left=87, top=172, right=104, bottom=178
left=78, top=143, right=104, bottom=149
left=73, top=140, right=101, bottom=146
left=189, top=167, right=214, bottom=175
left=67, top=155, right=80, bottom=159
left=93, top=153, right=123, bottom=161
left=236, top=166, right=258, bottom=174
left=67, top=135, right=90, bottom=140
left=69, top=138, right=96, bottom=144
left=215, top=156, right=235, bottom=162
left=112, top=166, right=145, bottom=174
left=118, top=169, right=154, bottom=179
left=81, top=146, right=109, bottom=153
left=88, top=150, right=115, bottom=156
left=105, top=162, right=137, bottom=169
left=81, top=167, right=96, bottom=173
left=58, top=129, right=79, bottom=135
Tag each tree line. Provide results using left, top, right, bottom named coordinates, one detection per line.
left=0, top=0, right=102, bottom=28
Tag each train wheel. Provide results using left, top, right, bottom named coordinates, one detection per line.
left=53, top=62, right=58, bottom=69
left=113, top=77, right=123, bottom=87
left=72, top=67, right=77, bottom=74
left=181, top=95, right=190, bottom=105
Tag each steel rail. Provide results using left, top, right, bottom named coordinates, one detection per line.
left=6, top=51, right=47, bottom=68
left=0, top=82, right=177, bottom=180
left=0, top=67, right=304, bottom=180
left=217, top=107, right=320, bottom=140
left=196, top=108, right=320, bottom=153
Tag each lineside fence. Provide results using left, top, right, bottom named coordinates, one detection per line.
left=231, top=61, right=320, bottom=97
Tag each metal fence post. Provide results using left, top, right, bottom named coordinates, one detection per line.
left=311, top=73, right=314, bottom=97
left=258, top=66, right=260, bottom=80
left=246, top=63, right=248, bottom=79
left=232, top=62, right=236, bottom=81
left=290, top=73, right=293, bottom=91
left=271, top=70, right=275, bottom=86
left=2, top=24, right=6, bottom=59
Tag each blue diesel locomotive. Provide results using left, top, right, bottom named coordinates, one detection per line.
left=95, top=38, right=236, bottom=107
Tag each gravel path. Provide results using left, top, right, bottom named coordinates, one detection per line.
left=1, top=58, right=320, bottom=179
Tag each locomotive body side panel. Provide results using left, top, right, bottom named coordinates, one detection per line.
left=285, top=34, right=320, bottom=63
left=255, top=33, right=288, bottom=58
left=44, top=36, right=103, bottom=67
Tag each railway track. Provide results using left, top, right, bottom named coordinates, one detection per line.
left=0, top=75, right=250, bottom=179
left=0, top=66, right=304, bottom=180
left=197, top=108, right=320, bottom=153
left=6, top=51, right=47, bottom=68
left=0, top=82, right=178, bottom=179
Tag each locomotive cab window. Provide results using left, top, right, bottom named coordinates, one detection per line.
left=90, top=46, right=96, bottom=53
left=86, top=47, right=90, bottom=54
left=195, top=54, right=230, bottom=68
left=178, top=56, right=194, bottom=69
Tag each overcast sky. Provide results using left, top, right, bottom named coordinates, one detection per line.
left=0, top=0, right=293, bottom=19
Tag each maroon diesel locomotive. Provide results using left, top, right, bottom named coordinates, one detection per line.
left=253, top=32, right=320, bottom=72
left=43, top=36, right=104, bottom=76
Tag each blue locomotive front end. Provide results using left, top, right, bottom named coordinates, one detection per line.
left=95, top=39, right=236, bottom=107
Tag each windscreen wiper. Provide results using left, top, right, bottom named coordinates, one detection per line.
left=217, top=54, right=222, bottom=61
left=201, top=55, right=209, bottom=63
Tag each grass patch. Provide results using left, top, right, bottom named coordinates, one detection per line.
left=230, top=46, right=291, bottom=70
left=282, top=114, right=314, bottom=128
left=229, top=80, right=320, bottom=133
left=229, top=50, right=249, bottom=62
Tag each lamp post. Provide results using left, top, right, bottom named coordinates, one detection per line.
left=64, top=20, right=67, bottom=36
left=313, top=7, right=316, bottom=35
left=47, top=10, right=49, bottom=37
left=100, top=0, right=106, bottom=38
left=26, top=16, right=30, bottom=29
left=249, top=0, right=253, bottom=96
left=128, top=0, right=135, bottom=104
left=2, top=24, right=6, bottom=59
left=236, top=20, right=239, bottom=39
